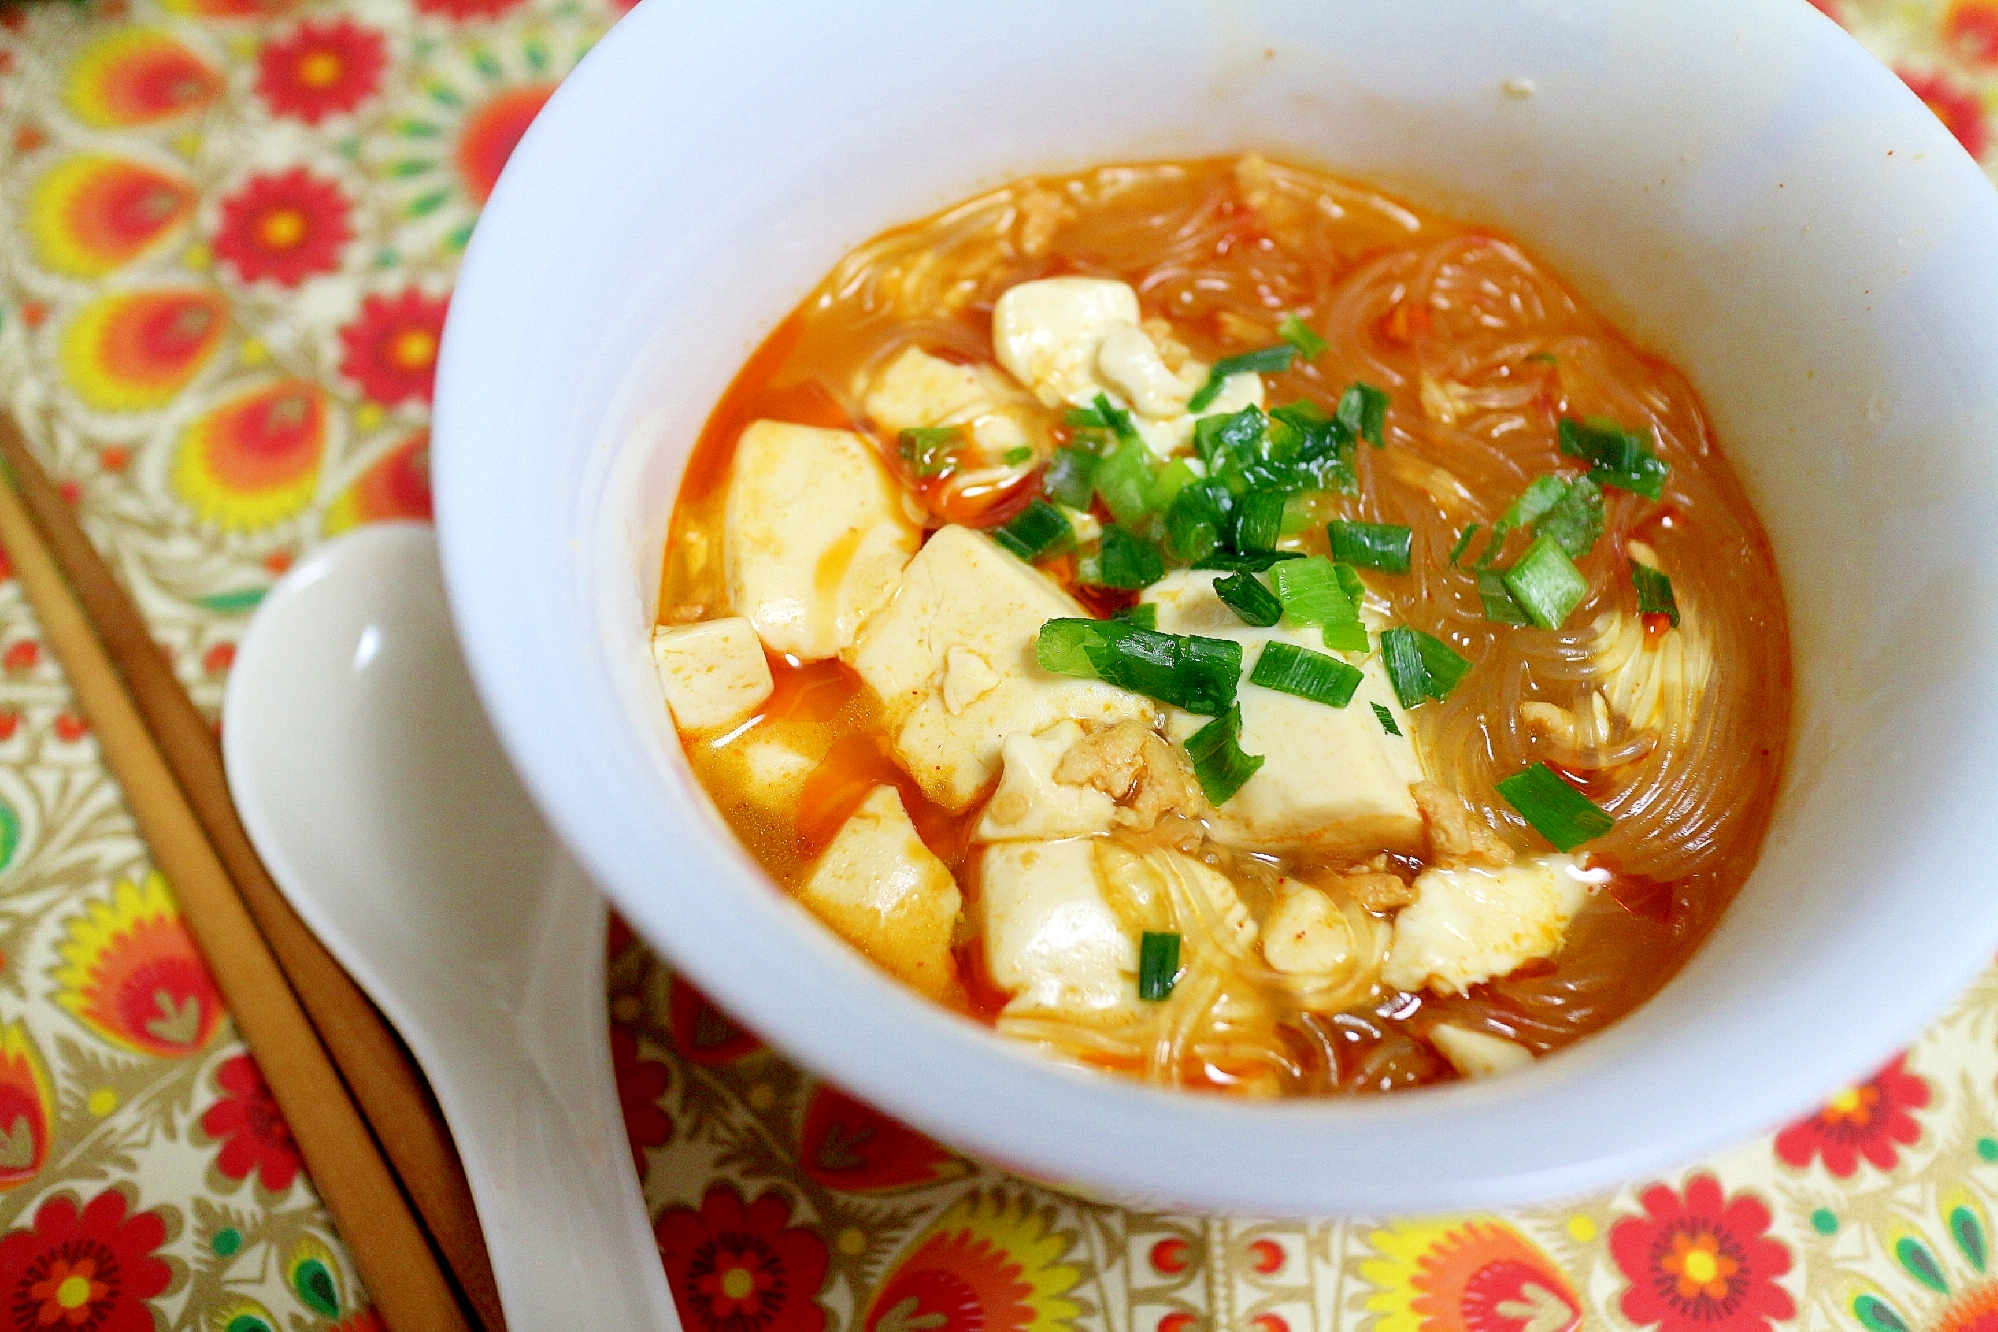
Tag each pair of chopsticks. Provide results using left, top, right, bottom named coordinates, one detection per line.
left=0, top=416, right=506, bottom=1332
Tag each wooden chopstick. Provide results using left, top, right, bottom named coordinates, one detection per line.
left=0, top=438, right=480, bottom=1332
left=0, top=419, right=504, bottom=1331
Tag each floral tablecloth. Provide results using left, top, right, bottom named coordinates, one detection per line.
left=0, top=1, right=1993, bottom=1330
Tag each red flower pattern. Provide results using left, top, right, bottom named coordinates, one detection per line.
left=337, top=288, right=448, bottom=407
left=1900, top=65, right=1993, bottom=159
left=1610, top=1174, right=1794, bottom=1332
left=612, top=1023, right=671, bottom=1178
left=656, top=1186, right=828, bottom=1332
left=212, top=167, right=352, bottom=287
left=201, top=1053, right=303, bottom=1192
left=1775, top=1053, right=1930, bottom=1177
left=255, top=19, right=387, bottom=124
left=414, top=0, right=527, bottom=18
left=0, top=1190, right=172, bottom=1332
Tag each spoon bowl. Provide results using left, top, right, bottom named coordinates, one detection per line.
left=223, top=522, right=677, bottom=1330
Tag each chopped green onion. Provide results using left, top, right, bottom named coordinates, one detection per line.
left=1534, top=475, right=1604, bottom=559
left=1501, top=475, right=1568, bottom=534
left=1042, top=446, right=1100, bottom=510
left=1336, top=382, right=1390, bottom=448
left=1496, top=762, right=1615, bottom=851
left=1114, top=602, right=1158, bottom=630
left=1447, top=524, right=1481, bottom=567
left=1036, top=619, right=1242, bottom=715
left=1558, top=417, right=1668, bottom=500
left=1191, top=550, right=1304, bottom=573
left=1231, top=490, right=1287, bottom=554
left=1477, top=570, right=1532, bottom=626
left=1165, top=481, right=1229, bottom=562
left=991, top=499, right=1072, bottom=563
left=898, top=427, right=962, bottom=477
left=1146, top=458, right=1200, bottom=511
left=1526, top=351, right=1559, bottom=366
left=1089, top=525, right=1164, bottom=589
left=1372, top=701, right=1402, bottom=736
left=1193, top=405, right=1267, bottom=470
left=1334, top=561, right=1367, bottom=606
left=1138, top=931, right=1182, bottom=1001
left=1632, top=560, right=1680, bottom=627
left=1502, top=534, right=1591, bottom=629
left=1278, top=314, right=1329, bottom=360
left=1381, top=625, right=1471, bottom=708
left=1075, top=393, right=1141, bottom=447
left=1270, top=555, right=1368, bottom=652
left=1002, top=446, right=1033, bottom=466
left=1184, top=704, right=1265, bottom=804
left=1327, top=520, right=1413, bottom=574
left=1249, top=641, right=1363, bottom=707
left=1188, top=345, right=1295, bottom=412
left=1213, top=571, right=1284, bottom=627
left=1093, top=441, right=1155, bottom=527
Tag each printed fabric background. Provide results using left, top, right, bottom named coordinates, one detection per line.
left=0, top=1, right=1992, bottom=1329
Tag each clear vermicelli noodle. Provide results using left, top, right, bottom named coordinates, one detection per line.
left=653, top=156, right=1789, bottom=1097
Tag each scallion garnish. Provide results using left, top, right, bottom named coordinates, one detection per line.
left=1477, top=570, right=1532, bottom=626
left=1534, top=475, right=1605, bottom=559
left=1501, top=534, right=1591, bottom=629
left=1089, top=525, right=1164, bottom=589
left=1501, top=475, right=1568, bottom=534
left=1002, top=446, right=1033, bottom=466
left=1496, top=762, right=1615, bottom=851
left=1138, top=931, right=1182, bottom=1001
left=1249, top=641, right=1363, bottom=708
left=1447, top=524, right=1481, bottom=567
left=1188, top=346, right=1295, bottom=413
left=1184, top=704, right=1265, bottom=804
left=1093, top=441, right=1155, bottom=527
left=1381, top=625, right=1471, bottom=708
left=1192, top=404, right=1266, bottom=470
left=1214, top=571, right=1284, bottom=627
left=1372, top=701, right=1402, bottom=736
left=1036, top=619, right=1242, bottom=715
left=1146, top=458, right=1199, bottom=511
left=1270, top=556, right=1368, bottom=652
left=1165, top=481, right=1230, bottom=562
left=1231, top=490, right=1287, bottom=554
left=1068, top=393, right=1141, bottom=448
left=1328, top=520, right=1413, bottom=574
left=1558, top=417, right=1669, bottom=500
left=1336, top=382, right=1390, bottom=448
left=898, top=426, right=962, bottom=477
left=1631, top=560, right=1680, bottom=627
left=992, top=499, right=1072, bottom=563
left=1042, top=446, right=1100, bottom=510
left=1527, top=351, right=1559, bottom=366
left=1191, top=550, right=1306, bottom=573
left=1278, top=314, right=1329, bottom=360
left=1114, top=602, right=1158, bottom=630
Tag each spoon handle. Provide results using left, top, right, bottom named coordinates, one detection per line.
left=432, top=864, right=681, bottom=1330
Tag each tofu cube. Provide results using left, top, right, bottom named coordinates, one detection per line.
left=973, top=722, right=1118, bottom=843
left=796, top=786, right=962, bottom=1003
left=1142, top=570, right=1424, bottom=856
left=1383, top=856, right=1588, bottom=996
left=979, top=839, right=1144, bottom=1027
left=650, top=618, right=773, bottom=734
left=850, top=526, right=1155, bottom=811
left=723, top=420, right=920, bottom=661
left=862, top=346, right=1037, bottom=461
left=1428, top=1023, right=1535, bottom=1079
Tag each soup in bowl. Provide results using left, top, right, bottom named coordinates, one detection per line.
left=433, top=0, right=1998, bottom=1213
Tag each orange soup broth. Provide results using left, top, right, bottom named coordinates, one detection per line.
left=657, top=156, right=1790, bottom=1095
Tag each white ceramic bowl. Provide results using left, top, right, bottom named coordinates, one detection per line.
left=432, top=0, right=1998, bottom=1214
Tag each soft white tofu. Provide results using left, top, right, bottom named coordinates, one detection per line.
left=979, top=839, right=1144, bottom=1027
left=850, top=526, right=1155, bottom=811
left=731, top=732, right=817, bottom=814
left=796, top=786, right=961, bottom=1002
left=974, top=722, right=1118, bottom=843
left=993, top=278, right=1142, bottom=408
left=978, top=840, right=1256, bottom=1027
left=862, top=346, right=1037, bottom=460
left=1429, top=1023, right=1535, bottom=1079
left=990, top=277, right=1262, bottom=458
left=1382, top=856, right=1588, bottom=996
left=723, top=420, right=920, bottom=661
left=649, top=618, right=773, bottom=734
left=1141, top=570, right=1424, bottom=857
left=1261, top=884, right=1360, bottom=976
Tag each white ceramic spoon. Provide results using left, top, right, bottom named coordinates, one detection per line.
left=222, top=521, right=680, bottom=1332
